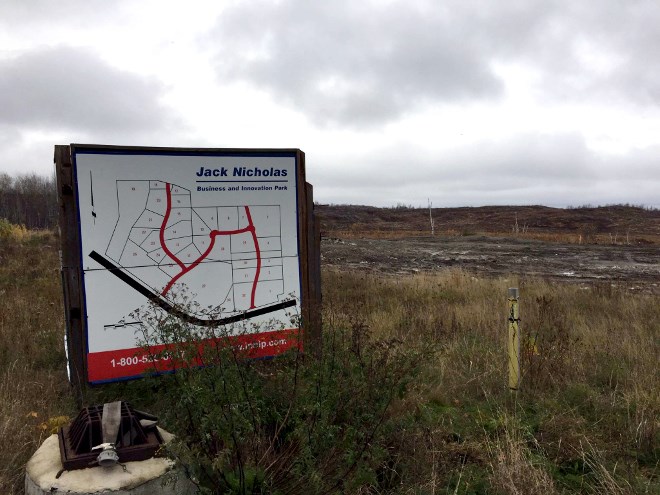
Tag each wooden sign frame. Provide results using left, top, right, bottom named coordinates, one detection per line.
left=55, top=144, right=320, bottom=390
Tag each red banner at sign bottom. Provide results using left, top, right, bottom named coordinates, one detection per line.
left=87, top=328, right=302, bottom=383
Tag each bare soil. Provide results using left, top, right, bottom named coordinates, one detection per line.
left=322, top=235, right=660, bottom=292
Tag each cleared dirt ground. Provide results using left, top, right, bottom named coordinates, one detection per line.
left=322, top=235, right=660, bottom=292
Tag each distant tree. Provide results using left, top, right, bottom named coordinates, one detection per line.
left=0, top=172, right=57, bottom=229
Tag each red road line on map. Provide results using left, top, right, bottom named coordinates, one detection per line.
left=160, top=183, right=185, bottom=271
left=244, top=206, right=261, bottom=309
left=162, top=233, right=217, bottom=295
left=160, top=191, right=262, bottom=300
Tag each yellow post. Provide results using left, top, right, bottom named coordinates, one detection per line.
left=507, top=288, right=521, bottom=390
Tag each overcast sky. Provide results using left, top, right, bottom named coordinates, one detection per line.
left=1, top=0, right=659, bottom=207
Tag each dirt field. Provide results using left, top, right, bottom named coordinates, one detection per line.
left=322, top=234, right=660, bottom=292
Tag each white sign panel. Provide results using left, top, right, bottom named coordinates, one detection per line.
left=72, top=148, right=302, bottom=383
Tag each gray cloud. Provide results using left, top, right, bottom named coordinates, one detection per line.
left=0, top=45, right=187, bottom=175
left=313, top=132, right=593, bottom=188
left=0, top=1, right=656, bottom=209
left=0, top=46, right=176, bottom=134
left=599, top=2, right=660, bottom=105
left=470, top=1, right=660, bottom=106
left=310, top=133, right=659, bottom=207
left=206, top=0, right=505, bottom=126
left=205, top=0, right=660, bottom=127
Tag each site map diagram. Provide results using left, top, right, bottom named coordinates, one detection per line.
left=99, top=179, right=287, bottom=318
left=71, top=150, right=302, bottom=382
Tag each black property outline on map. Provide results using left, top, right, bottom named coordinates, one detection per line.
left=89, top=250, right=296, bottom=327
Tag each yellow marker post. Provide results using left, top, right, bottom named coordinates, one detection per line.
left=507, top=288, right=521, bottom=390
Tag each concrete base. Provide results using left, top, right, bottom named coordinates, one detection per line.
left=25, top=429, right=197, bottom=494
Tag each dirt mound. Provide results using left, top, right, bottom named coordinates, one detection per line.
left=317, top=204, right=660, bottom=244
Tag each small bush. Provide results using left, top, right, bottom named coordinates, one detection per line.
left=0, top=218, right=28, bottom=242
left=131, top=294, right=434, bottom=494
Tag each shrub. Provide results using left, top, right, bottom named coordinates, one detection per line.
left=131, top=294, right=434, bottom=494
left=0, top=218, right=28, bottom=242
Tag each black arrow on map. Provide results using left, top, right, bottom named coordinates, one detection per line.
left=90, top=171, right=96, bottom=224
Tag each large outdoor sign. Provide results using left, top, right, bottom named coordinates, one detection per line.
left=55, top=145, right=320, bottom=386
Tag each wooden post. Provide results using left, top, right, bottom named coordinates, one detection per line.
left=507, top=288, right=521, bottom=391
left=428, top=199, right=434, bottom=236
left=282, top=150, right=321, bottom=357
left=54, top=145, right=85, bottom=406
left=306, top=182, right=322, bottom=357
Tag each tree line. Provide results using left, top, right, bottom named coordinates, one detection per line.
left=0, top=173, right=58, bottom=229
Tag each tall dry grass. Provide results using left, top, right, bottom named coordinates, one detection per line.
left=323, top=269, right=659, bottom=493
left=0, top=229, right=657, bottom=493
left=0, top=231, right=74, bottom=493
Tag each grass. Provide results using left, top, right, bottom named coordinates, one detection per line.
left=0, top=229, right=658, bottom=493
left=322, top=269, right=659, bottom=493
left=0, top=230, right=75, bottom=493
